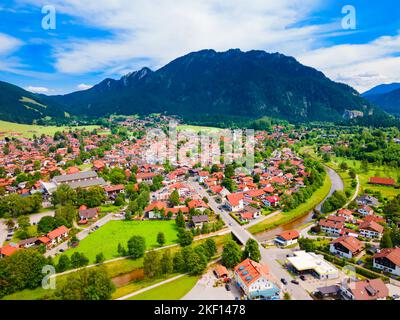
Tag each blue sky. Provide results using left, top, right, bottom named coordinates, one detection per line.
left=0, top=0, right=399, bottom=94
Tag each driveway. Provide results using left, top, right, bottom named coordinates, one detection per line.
left=183, top=269, right=241, bottom=300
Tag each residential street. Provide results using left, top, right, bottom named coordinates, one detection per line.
left=0, top=210, right=55, bottom=247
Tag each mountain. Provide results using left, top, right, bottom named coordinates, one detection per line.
left=362, top=83, right=400, bottom=97
left=47, top=49, right=378, bottom=123
left=364, top=88, right=400, bottom=115
left=0, top=81, right=66, bottom=124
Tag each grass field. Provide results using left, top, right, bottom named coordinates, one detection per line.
left=248, top=174, right=332, bottom=234
left=1, top=233, right=231, bottom=301
left=0, top=120, right=101, bottom=138
left=127, top=275, right=199, bottom=300
left=331, top=157, right=400, bottom=200
left=62, top=220, right=179, bottom=263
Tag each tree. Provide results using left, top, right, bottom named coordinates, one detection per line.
left=186, top=250, right=207, bottom=275
left=161, top=249, right=174, bottom=274
left=380, top=230, right=393, bottom=249
left=95, top=252, right=105, bottom=264
left=173, top=251, right=186, bottom=273
left=143, top=250, right=162, bottom=278
left=52, top=184, right=77, bottom=206
left=170, top=189, right=180, bottom=206
left=0, top=249, right=48, bottom=296
left=117, top=243, right=126, bottom=257
left=175, top=211, right=185, bottom=228
left=340, top=162, right=349, bottom=171
left=157, top=232, right=166, bottom=247
left=5, top=218, right=15, bottom=229
left=17, top=215, right=30, bottom=229
left=70, top=252, right=89, bottom=269
left=55, top=204, right=77, bottom=228
left=57, top=255, right=71, bottom=272
left=202, top=238, right=217, bottom=259
left=221, top=240, right=242, bottom=268
left=38, top=216, right=57, bottom=234
left=55, top=266, right=115, bottom=300
left=127, top=235, right=146, bottom=259
left=242, top=239, right=261, bottom=262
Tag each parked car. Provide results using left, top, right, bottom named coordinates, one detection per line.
left=225, top=284, right=231, bottom=291
left=59, top=249, right=64, bottom=253
left=281, top=278, right=288, bottom=285
left=300, top=275, right=306, bottom=281
left=291, top=280, right=299, bottom=285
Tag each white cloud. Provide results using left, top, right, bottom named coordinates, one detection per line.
left=25, top=86, right=49, bottom=93
left=298, top=34, right=400, bottom=92
left=0, top=33, right=22, bottom=55
left=20, top=0, right=326, bottom=74
left=77, top=83, right=93, bottom=90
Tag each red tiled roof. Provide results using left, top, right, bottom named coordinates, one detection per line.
left=227, top=193, right=244, bottom=207
left=277, top=230, right=300, bottom=241
left=373, top=248, right=400, bottom=266
left=47, top=225, right=69, bottom=240
left=359, top=221, right=384, bottom=234
left=234, top=258, right=271, bottom=286
left=331, top=236, right=364, bottom=254
left=0, top=243, right=19, bottom=257
left=369, top=177, right=395, bottom=186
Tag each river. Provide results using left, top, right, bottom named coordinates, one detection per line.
left=255, top=166, right=344, bottom=242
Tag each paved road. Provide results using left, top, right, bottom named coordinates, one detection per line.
left=188, top=178, right=312, bottom=300
left=316, top=166, right=344, bottom=211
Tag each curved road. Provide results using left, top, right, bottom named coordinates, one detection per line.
left=316, top=166, right=344, bottom=211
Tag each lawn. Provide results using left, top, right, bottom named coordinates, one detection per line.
left=332, top=157, right=400, bottom=200
left=61, top=220, right=179, bottom=263
left=127, top=275, right=199, bottom=300
left=248, top=174, right=332, bottom=234
left=0, top=120, right=101, bottom=138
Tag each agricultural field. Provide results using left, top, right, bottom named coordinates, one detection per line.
left=127, top=275, right=199, bottom=300
left=177, top=124, right=223, bottom=133
left=61, top=220, right=179, bottom=263
left=0, top=120, right=101, bottom=138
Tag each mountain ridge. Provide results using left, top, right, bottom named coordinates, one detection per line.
left=45, top=49, right=378, bottom=123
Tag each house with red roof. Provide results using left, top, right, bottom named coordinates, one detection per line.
left=234, top=259, right=280, bottom=300
left=330, top=236, right=364, bottom=259
left=47, top=226, right=69, bottom=245
left=275, top=230, right=300, bottom=247
left=359, top=221, right=384, bottom=239
left=226, top=193, right=244, bottom=212
left=373, top=248, right=400, bottom=276
left=0, top=243, right=20, bottom=258
left=319, top=219, right=344, bottom=236
left=188, top=199, right=209, bottom=212
left=340, top=279, right=388, bottom=300
left=263, top=195, right=280, bottom=207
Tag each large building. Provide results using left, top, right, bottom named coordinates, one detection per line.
left=330, top=236, right=364, bottom=259
left=234, top=259, right=281, bottom=300
left=286, top=251, right=339, bottom=280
